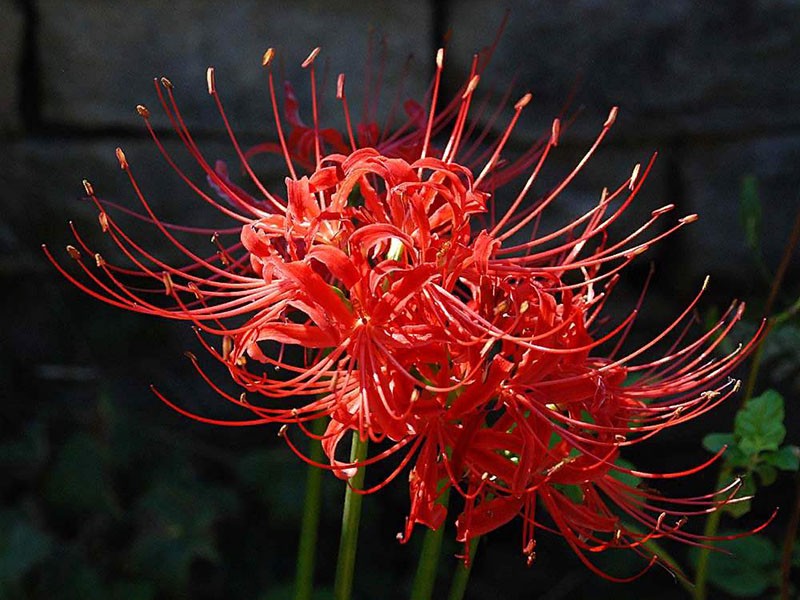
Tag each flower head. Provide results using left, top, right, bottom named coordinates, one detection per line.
left=46, top=37, right=766, bottom=579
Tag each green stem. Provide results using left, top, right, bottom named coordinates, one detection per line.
left=334, top=433, right=369, bottom=600
left=409, top=487, right=451, bottom=600
left=637, top=531, right=695, bottom=596
left=695, top=194, right=800, bottom=599
left=693, top=465, right=732, bottom=600
left=446, top=536, right=479, bottom=600
left=294, top=418, right=327, bottom=600
left=779, top=471, right=800, bottom=600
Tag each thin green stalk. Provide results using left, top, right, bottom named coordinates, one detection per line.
left=637, top=530, right=695, bottom=596
left=294, top=418, right=327, bottom=600
left=779, top=471, right=800, bottom=600
left=695, top=194, right=800, bottom=599
left=334, top=433, right=369, bottom=600
left=446, top=536, right=479, bottom=600
left=693, top=466, right=732, bottom=600
left=409, top=487, right=451, bottom=600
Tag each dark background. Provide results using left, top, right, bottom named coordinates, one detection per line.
left=1, top=1, right=799, bottom=599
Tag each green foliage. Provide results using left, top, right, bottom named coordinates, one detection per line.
left=703, top=389, right=799, bottom=518
left=734, top=390, right=786, bottom=455
left=739, top=175, right=762, bottom=255
left=43, top=432, right=119, bottom=518
left=689, top=534, right=780, bottom=597
left=131, top=466, right=238, bottom=592
left=0, top=510, right=54, bottom=594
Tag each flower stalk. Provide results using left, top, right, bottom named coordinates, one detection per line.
left=409, top=487, right=451, bottom=600
left=294, top=418, right=327, bottom=600
left=446, top=537, right=479, bottom=600
left=334, top=433, right=369, bottom=600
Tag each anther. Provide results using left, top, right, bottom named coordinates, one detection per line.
left=679, top=214, right=699, bottom=224
left=462, top=75, right=480, bottom=99
left=162, top=272, right=174, bottom=296
left=278, top=424, right=288, bottom=437
left=604, top=106, right=619, bottom=127
left=651, top=204, right=674, bottom=218
left=222, top=335, right=233, bottom=361
left=550, top=119, right=560, bottom=146
left=435, top=47, right=444, bottom=68
left=629, top=163, right=641, bottom=190
left=702, top=275, right=710, bottom=290
left=262, top=47, right=275, bottom=67
left=160, top=77, right=173, bottom=89
left=301, top=47, right=320, bottom=68
left=514, top=92, right=532, bottom=110
left=206, top=67, right=216, bottom=95
left=136, top=104, right=150, bottom=119
left=98, top=212, right=109, bottom=232
left=82, top=179, right=94, bottom=196
left=94, top=253, right=105, bottom=267
left=239, top=392, right=249, bottom=405
left=66, top=245, right=81, bottom=260
left=336, top=73, right=345, bottom=99
left=187, top=282, right=202, bottom=299
left=184, top=351, right=198, bottom=362
left=115, top=147, right=128, bottom=170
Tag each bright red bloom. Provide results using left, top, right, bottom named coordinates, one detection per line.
left=46, top=40, right=765, bottom=579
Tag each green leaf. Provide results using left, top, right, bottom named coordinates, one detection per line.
left=703, top=433, right=735, bottom=454
left=132, top=467, right=237, bottom=592
left=703, top=433, right=750, bottom=467
left=43, top=433, right=118, bottom=517
left=754, top=464, right=777, bottom=486
left=111, top=581, right=156, bottom=600
left=721, top=476, right=755, bottom=518
left=734, top=389, right=786, bottom=455
left=610, top=458, right=642, bottom=488
left=762, top=445, right=800, bottom=471
left=0, top=511, right=54, bottom=582
left=739, top=175, right=762, bottom=252
left=690, top=534, right=779, bottom=597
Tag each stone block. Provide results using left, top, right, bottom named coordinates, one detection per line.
left=447, top=1, right=800, bottom=144
left=681, top=134, right=800, bottom=287
left=0, top=0, right=24, bottom=134
left=39, top=0, right=433, bottom=134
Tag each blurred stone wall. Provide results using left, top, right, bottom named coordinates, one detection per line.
left=2, top=0, right=799, bottom=408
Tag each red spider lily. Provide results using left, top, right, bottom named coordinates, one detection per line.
left=45, top=39, right=765, bottom=581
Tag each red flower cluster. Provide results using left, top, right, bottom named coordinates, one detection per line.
left=46, top=42, right=763, bottom=579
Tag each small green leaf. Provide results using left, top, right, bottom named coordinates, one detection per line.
left=111, top=581, right=156, bottom=600
left=722, top=477, right=756, bottom=518
left=0, top=511, right=54, bottom=582
left=703, top=433, right=735, bottom=454
left=739, top=175, right=762, bottom=252
left=43, top=433, right=118, bottom=517
left=610, top=458, right=642, bottom=488
left=762, top=445, right=800, bottom=471
left=690, top=534, right=778, bottom=597
left=754, top=464, right=777, bottom=486
left=734, top=390, right=786, bottom=455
